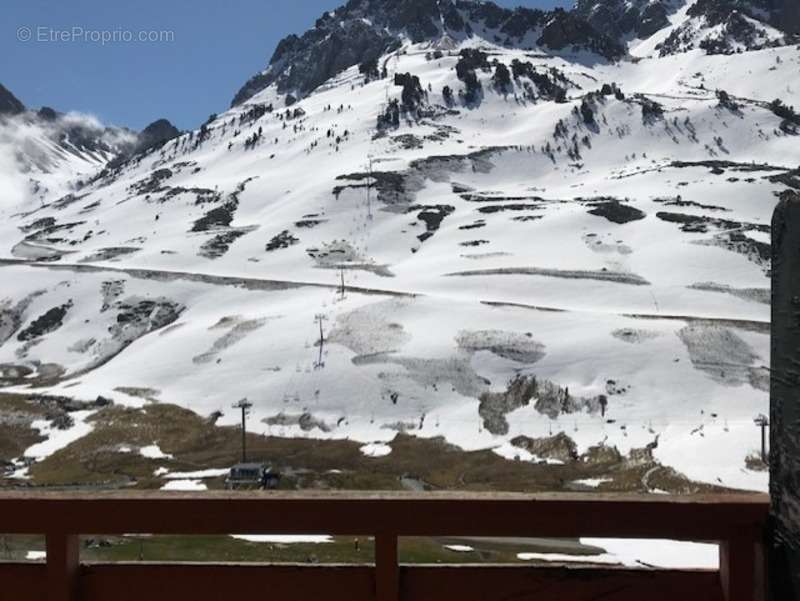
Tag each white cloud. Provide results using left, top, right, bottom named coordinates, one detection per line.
left=0, top=109, right=133, bottom=212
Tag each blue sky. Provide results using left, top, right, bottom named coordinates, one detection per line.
left=4, top=0, right=571, bottom=131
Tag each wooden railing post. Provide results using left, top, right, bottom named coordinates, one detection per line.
left=46, top=532, right=80, bottom=601
left=720, top=535, right=764, bottom=601
left=375, top=532, right=399, bottom=601
left=769, top=190, right=800, bottom=601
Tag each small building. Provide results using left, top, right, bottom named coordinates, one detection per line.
left=226, top=463, right=280, bottom=490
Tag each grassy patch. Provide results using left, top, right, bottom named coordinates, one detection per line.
left=0, top=394, right=48, bottom=464
left=2, top=533, right=596, bottom=565
left=27, top=403, right=227, bottom=486
left=0, top=394, right=729, bottom=496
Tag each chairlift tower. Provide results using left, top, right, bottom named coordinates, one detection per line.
left=315, top=313, right=327, bottom=346
left=754, top=414, right=769, bottom=463
left=233, top=398, right=253, bottom=462
left=366, top=154, right=375, bottom=221
left=314, top=313, right=328, bottom=369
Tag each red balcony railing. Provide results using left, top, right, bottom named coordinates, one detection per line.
left=0, top=491, right=769, bottom=601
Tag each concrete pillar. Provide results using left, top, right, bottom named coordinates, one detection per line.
left=783, top=0, right=800, bottom=34
left=769, top=190, right=800, bottom=600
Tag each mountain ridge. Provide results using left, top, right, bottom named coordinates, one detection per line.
left=0, top=81, right=181, bottom=204
left=231, top=0, right=799, bottom=107
left=231, top=0, right=626, bottom=107
left=0, top=83, right=25, bottom=116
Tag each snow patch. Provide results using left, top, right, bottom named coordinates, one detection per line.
left=24, top=411, right=94, bottom=460
left=139, top=444, right=173, bottom=460
left=163, top=468, right=229, bottom=479
left=231, top=535, right=333, bottom=544
left=360, top=443, right=392, bottom=458
left=444, top=544, right=475, bottom=553
left=160, top=479, right=207, bottom=491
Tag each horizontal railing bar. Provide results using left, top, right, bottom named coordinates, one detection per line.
left=0, top=563, right=46, bottom=600
left=0, top=563, right=725, bottom=601
left=74, top=562, right=723, bottom=571
left=0, top=561, right=723, bottom=571
left=82, top=563, right=374, bottom=601
left=401, top=564, right=725, bottom=601
left=0, top=492, right=768, bottom=540
left=0, top=490, right=768, bottom=503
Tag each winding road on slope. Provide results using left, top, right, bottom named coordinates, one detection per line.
left=0, top=258, right=770, bottom=332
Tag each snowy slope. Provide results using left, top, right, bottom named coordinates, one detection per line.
left=2, top=1, right=799, bottom=492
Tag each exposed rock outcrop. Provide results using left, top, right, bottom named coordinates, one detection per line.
left=0, top=83, right=25, bottom=116
left=575, top=0, right=673, bottom=41
left=511, top=433, right=579, bottom=463
left=231, top=0, right=624, bottom=106
left=135, top=118, right=180, bottom=154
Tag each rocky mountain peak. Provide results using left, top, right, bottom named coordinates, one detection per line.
left=137, top=118, right=180, bottom=152
left=231, top=0, right=625, bottom=107
left=0, top=87, right=177, bottom=198
left=0, top=83, right=25, bottom=116
left=658, top=0, right=797, bottom=56
left=105, top=118, right=180, bottom=170
left=574, top=0, right=678, bottom=41
left=37, top=106, right=59, bottom=121
left=686, top=0, right=779, bottom=26
left=576, top=0, right=798, bottom=56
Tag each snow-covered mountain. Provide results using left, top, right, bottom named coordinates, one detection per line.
left=232, top=0, right=798, bottom=108
left=577, top=0, right=798, bottom=56
left=0, top=85, right=179, bottom=209
left=2, top=0, right=799, bottom=491
left=231, top=0, right=627, bottom=107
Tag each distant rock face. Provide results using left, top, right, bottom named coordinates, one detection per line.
left=231, top=0, right=624, bottom=106
left=574, top=0, right=674, bottom=41
left=0, top=88, right=173, bottom=196
left=231, top=19, right=400, bottom=108
left=37, top=106, right=58, bottom=121
left=536, top=8, right=626, bottom=57
left=784, top=0, right=800, bottom=33
left=1, top=82, right=174, bottom=165
left=0, top=83, right=25, bottom=116
left=61, top=122, right=123, bottom=154
left=658, top=0, right=794, bottom=55
left=687, top=0, right=779, bottom=27
left=136, top=118, right=180, bottom=153
left=106, top=118, right=180, bottom=169
left=4, top=98, right=136, bottom=158
left=571, top=0, right=796, bottom=56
